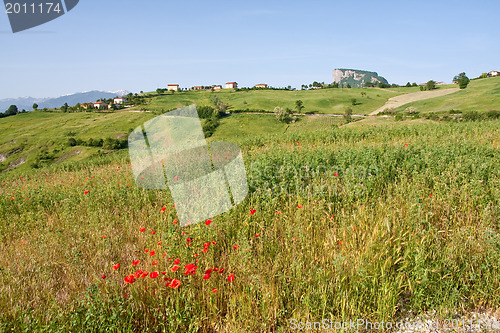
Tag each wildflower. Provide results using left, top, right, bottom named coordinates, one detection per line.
left=405, top=143, right=408, bottom=147
left=233, top=244, right=239, bottom=250
left=255, top=233, right=260, bottom=237
left=203, top=274, right=211, bottom=280
left=124, top=275, right=135, bottom=284
left=102, top=275, right=106, bottom=279
left=168, top=279, right=181, bottom=289
left=151, top=229, right=156, bottom=235
left=171, top=265, right=180, bottom=272
left=157, top=241, right=162, bottom=245
left=161, top=207, right=166, bottom=212
left=184, top=264, right=198, bottom=275
left=227, top=274, right=235, bottom=282
left=132, top=260, right=140, bottom=266
left=150, top=250, right=156, bottom=256
left=212, top=288, right=217, bottom=293
left=250, top=209, right=256, bottom=215
left=144, top=248, right=149, bottom=253
left=211, top=241, right=216, bottom=245
left=141, top=272, right=149, bottom=278
left=334, top=172, right=338, bottom=177
left=134, top=270, right=143, bottom=278
left=150, top=271, right=159, bottom=278
left=205, top=219, right=212, bottom=226
left=173, top=219, right=178, bottom=224
left=152, top=260, right=158, bottom=265
left=174, top=258, right=180, bottom=265
left=84, top=190, right=89, bottom=195
left=113, top=264, right=120, bottom=270
left=139, top=227, right=146, bottom=232
left=219, top=268, right=225, bottom=274
left=297, top=205, right=302, bottom=208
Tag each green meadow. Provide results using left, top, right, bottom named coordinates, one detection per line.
left=394, top=76, right=500, bottom=113
left=0, top=79, right=499, bottom=332
left=146, top=87, right=400, bottom=115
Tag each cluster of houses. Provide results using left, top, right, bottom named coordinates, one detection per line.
left=167, top=82, right=268, bottom=92
left=488, top=70, right=500, bottom=77
left=81, top=97, right=128, bottom=110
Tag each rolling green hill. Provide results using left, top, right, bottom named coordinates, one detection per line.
left=146, top=87, right=400, bottom=115
left=394, top=76, right=500, bottom=113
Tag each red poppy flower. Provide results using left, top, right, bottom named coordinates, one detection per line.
left=101, top=275, right=106, bottom=279
left=233, top=244, right=239, bottom=250
left=161, top=271, right=167, bottom=275
left=187, top=238, right=192, bottom=243
left=150, top=271, right=159, bottom=278
left=250, top=209, right=256, bottom=215
left=150, top=250, right=156, bottom=256
left=194, top=254, right=199, bottom=257
left=171, top=265, right=180, bottom=272
left=157, top=241, right=162, bottom=245
left=205, top=268, right=213, bottom=275
left=334, top=172, right=338, bottom=177
left=338, top=241, right=343, bottom=245
left=124, top=274, right=136, bottom=284
left=173, top=219, right=178, bottom=224
left=212, top=288, right=217, bottom=293
left=205, top=219, right=212, bottom=226
left=405, top=143, right=408, bottom=146
left=139, top=227, right=146, bottom=232
left=255, top=233, right=260, bottom=237
left=134, top=270, right=143, bottom=278
left=227, top=274, right=235, bottom=282
left=151, top=229, right=156, bottom=235
left=219, top=268, right=225, bottom=274
left=203, top=274, right=211, bottom=280
left=297, top=205, right=302, bottom=208
left=152, top=260, right=158, bottom=265
left=204, top=242, right=210, bottom=248
left=174, top=258, right=180, bottom=265
left=184, top=264, right=198, bottom=275
left=169, top=279, right=181, bottom=289
left=84, top=190, right=89, bottom=195
left=211, top=241, right=216, bottom=245
left=161, top=207, right=166, bottom=212
left=141, top=272, right=149, bottom=278
left=132, top=260, right=140, bottom=266
left=113, top=264, right=120, bottom=270
left=213, top=267, right=219, bottom=271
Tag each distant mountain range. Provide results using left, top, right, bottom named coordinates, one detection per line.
left=0, top=90, right=130, bottom=112
left=332, top=69, right=388, bottom=87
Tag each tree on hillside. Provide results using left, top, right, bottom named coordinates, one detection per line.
left=453, top=72, right=470, bottom=89
left=32, top=103, right=38, bottom=110
left=61, top=103, right=69, bottom=112
left=295, top=100, right=304, bottom=113
left=405, top=82, right=411, bottom=87
left=275, top=106, right=295, bottom=124
left=343, top=107, right=352, bottom=123
left=5, top=105, right=18, bottom=116
left=426, top=80, right=436, bottom=90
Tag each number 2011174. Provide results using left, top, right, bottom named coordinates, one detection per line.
left=5, top=2, right=62, bottom=14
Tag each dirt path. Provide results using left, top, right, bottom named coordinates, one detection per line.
left=369, top=88, right=460, bottom=116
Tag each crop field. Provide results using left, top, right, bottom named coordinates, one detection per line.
left=0, top=114, right=498, bottom=331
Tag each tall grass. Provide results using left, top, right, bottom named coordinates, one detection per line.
left=0, top=119, right=498, bottom=332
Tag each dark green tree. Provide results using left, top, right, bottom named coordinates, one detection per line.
left=453, top=72, right=470, bottom=89
left=295, top=100, right=304, bottom=113
left=5, top=105, right=18, bottom=116
left=426, top=80, right=436, bottom=90
left=343, top=107, right=352, bottom=123
left=32, top=103, right=38, bottom=110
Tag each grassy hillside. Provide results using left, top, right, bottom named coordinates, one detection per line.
left=0, top=110, right=155, bottom=173
left=146, top=87, right=401, bottom=115
left=394, top=76, right=500, bottom=113
left=0, top=117, right=498, bottom=331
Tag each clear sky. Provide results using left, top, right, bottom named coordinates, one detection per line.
left=0, top=0, right=499, bottom=99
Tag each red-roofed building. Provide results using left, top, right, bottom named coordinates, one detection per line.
left=225, top=82, right=238, bottom=89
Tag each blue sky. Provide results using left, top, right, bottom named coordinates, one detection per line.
left=0, top=0, right=499, bottom=99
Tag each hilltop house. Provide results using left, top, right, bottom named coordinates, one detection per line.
left=192, top=86, right=203, bottom=90
left=113, top=97, right=127, bottom=104
left=168, top=84, right=179, bottom=91
left=94, top=101, right=107, bottom=109
left=225, top=82, right=238, bottom=89
left=488, top=71, right=500, bottom=77
left=213, top=85, right=222, bottom=91
left=255, top=84, right=268, bottom=89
